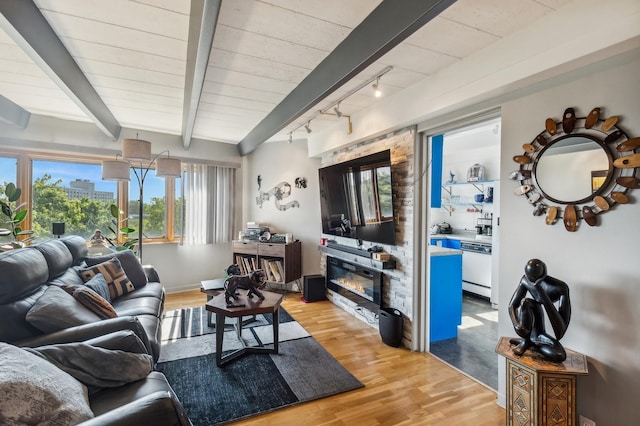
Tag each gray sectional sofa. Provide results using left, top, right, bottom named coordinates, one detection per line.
left=0, top=236, right=191, bottom=425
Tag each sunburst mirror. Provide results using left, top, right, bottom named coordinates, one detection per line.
left=511, top=107, right=639, bottom=231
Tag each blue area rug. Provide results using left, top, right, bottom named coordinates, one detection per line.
left=156, top=307, right=363, bottom=425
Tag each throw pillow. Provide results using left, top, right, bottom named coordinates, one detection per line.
left=62, top=284, right=118, bottom=320
left=84, top=250, right=148, bottom=289
left=0, top=342, right=94, bottom=424
left=78, top=257, right=135, bottom=299
left=25, top=286, right=102, bottom=334
left=83, top=272, right=112, bottom=303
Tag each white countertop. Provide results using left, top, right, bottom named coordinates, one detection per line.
left=429, top=246, right=462, bottom=256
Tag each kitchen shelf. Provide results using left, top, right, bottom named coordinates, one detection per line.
left=441, top=180, right=496, bottom=215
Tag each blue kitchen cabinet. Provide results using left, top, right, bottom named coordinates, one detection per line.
left=446, top=239, right=461, bottom=249
left=430, top=238, right=446, bottom=246
left=429, top=249, right=463, bottom=342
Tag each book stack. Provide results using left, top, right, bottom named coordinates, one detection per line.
left=261, top=258, right=285, bottom=283
left=234, top=255, right=258, bottom=275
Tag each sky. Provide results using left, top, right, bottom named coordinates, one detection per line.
left=1, top=157, right=167, bottom=202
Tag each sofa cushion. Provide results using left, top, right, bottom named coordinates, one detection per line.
left=26, top=286, right=102, bottom=333
left=112, top=281, right=164, bottom=301
left=85, top=250, right=148, bottom=289
left=62, top=282, right=118, bottom=320
left=0, top=342, right=94, bottom=424
left=0, top=286, right=48, bottom=343
left=30, top=239, right=74, bottom=281
left=82, top=272, right=112, bottom=302
left=48, top=266, right=86, bottom=288
left=60, top=235, right=90, bottom=266
left=111, top=296, right=163, bottom=318
left=79, top=257, right=135, bottom=299
left=0, top=248, right=48, bottom=304
left=89, top=371, right=172, bottom=417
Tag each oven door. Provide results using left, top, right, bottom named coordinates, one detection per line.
left=461, top=250, right=492, bottom=298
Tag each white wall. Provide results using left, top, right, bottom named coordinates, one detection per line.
left=498, top=50, right=640, bottom=424
left=243, top=140, right=322, bottom=280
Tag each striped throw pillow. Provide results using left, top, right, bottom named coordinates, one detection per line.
left=62, top=284, right=118, bottom=320
left=78, top=257, right=134, bottom=299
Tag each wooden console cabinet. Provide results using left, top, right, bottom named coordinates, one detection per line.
left=496, top=337, right=588, bottom=426
left=232, top=240, right=302, bottom=284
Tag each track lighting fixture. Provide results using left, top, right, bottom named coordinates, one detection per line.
left=372, top=77, right=382, bottom=97
left=286, top=65, right=392, bottom=139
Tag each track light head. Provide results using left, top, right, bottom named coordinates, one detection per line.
left=333, top=102, right=343, bottom=118
left=372, top=77, right=382, bottom=97
left=304, top=121, right=312, bottom=134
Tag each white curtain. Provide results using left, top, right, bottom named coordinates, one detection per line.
left=182, top=164, right=236, bottom=244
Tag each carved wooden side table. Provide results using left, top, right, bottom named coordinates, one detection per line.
left=496, top=337, right=588, bottom=426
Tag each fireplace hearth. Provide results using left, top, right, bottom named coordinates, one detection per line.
left=326, top=256, right=381, bottom=313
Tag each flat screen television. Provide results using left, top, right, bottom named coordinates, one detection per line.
left=318, top=149, right=396, bottom=246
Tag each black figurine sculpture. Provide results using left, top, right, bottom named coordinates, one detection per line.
left=508, top=259, right=571, bottom=362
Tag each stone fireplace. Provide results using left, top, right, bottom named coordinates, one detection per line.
left=319, top=127, right=415, bottom=347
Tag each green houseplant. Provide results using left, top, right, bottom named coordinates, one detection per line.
left=105, top=203, right=138, bottom=253
left=0, top=182, right=35, bottom=249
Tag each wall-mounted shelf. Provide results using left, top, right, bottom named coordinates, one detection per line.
left=443, top=179, right=495, bottom=191
left=441, top=180, right=496, bottom=215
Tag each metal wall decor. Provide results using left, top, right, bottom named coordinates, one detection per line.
left=511, top=107, right=638, bottom=231
left=256, top=181, right=300, bottom=210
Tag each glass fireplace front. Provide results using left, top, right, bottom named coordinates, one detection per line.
left=326, top=256, right=381, bottom=310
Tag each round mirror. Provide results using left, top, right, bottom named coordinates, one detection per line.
left=533, top=135, right=612, bottom=204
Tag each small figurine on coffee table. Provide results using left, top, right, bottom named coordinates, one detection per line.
left=224, top=270, right=267, bottom=308
left=508, top=258, right=571, bottom=362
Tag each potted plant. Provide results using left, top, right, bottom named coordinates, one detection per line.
left=105, top=203, right=138, bottom=253
left=0, top=182, right=35, bottom=249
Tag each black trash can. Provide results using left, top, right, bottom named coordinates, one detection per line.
left=379, top=308, right=403, bottom=347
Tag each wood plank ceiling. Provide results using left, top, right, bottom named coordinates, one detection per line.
left=0, top=0, right=572, bottom=155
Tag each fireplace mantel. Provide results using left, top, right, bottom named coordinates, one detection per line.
left=318, top=244, right=396, bottom=271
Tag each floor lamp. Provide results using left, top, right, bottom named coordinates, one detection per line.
left=102, top=138, right=181, bottom=261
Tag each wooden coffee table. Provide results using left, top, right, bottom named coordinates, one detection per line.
left=205, top=289, right=284, bottom=367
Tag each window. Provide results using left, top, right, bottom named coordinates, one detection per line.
left=2, top=150, right=184, bottom=245
left=32, top=160, right=117, bottom=239
left=128, top=167, right=167, bottom=239
left=0, top=156, right=19, bottom=245
left=0, top=156, right=17, bottom=186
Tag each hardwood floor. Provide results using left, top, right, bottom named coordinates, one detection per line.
left=164, top=289, right=506, bottom=425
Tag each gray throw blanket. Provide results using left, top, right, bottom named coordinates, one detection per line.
left=26, top=343, right=153, bottom=395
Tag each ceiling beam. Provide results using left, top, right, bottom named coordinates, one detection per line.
left=237, top=0, right=456, bottom=156
left=0, top=0, right=121, bottom=139
left=0, top=95, right=30, bottom=129
left=181, top=0, right=221, bottom=149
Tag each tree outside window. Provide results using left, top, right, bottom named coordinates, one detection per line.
left=128, top=168, right=167, bottom=239
left=32, top=161, right=116, bottom=239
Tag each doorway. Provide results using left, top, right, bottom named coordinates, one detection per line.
left=424, top=117, right=501, bottom=390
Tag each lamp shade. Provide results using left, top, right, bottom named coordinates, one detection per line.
left=156, top=156, right=182, bottom=178
left=123, top=138, right=152, bottom=161
left=102, top=159, right=131, bottom=181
